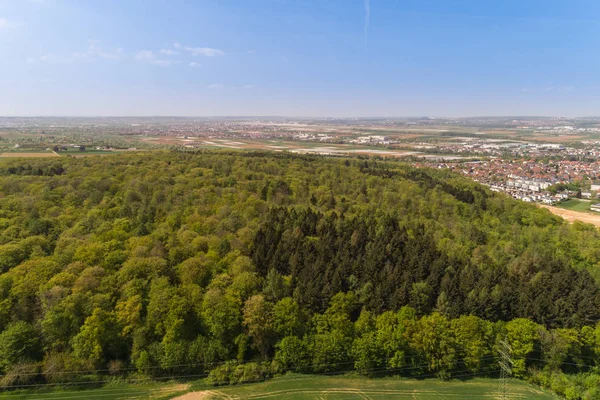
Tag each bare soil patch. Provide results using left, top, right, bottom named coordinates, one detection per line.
left=481, top=130, right=519, bottom=136
left=531, top=135, right=585, bottom=142
left=171, top=390, right=230, bottom=400
left=541, top=205, right=600, bottom=227
left=389, top=133, right=428, bottom=139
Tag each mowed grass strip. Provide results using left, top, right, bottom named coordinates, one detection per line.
left=185, top=374, right=558, bottom=399
left=0, top=382, right=190, bottom=400
left=556, top=198, right=595, bottom=213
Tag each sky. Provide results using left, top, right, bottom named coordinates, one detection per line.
left=1, top=0, right=600, bottom=117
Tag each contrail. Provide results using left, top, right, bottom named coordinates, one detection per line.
left=364, top=0, right=370, bottom=49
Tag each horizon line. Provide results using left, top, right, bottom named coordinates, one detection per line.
left=0, top=115, right=593, bottom=119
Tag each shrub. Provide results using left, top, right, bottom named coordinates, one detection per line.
left=0, top=361, right=41, bottom=388
left=207, top=361, right=237, bottom=386
left=108, top=359, right=125, bottom=376
left=42, top=352, right=94, bottom=384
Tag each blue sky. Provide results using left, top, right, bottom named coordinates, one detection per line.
left=1, top=0, right=600, bottom=117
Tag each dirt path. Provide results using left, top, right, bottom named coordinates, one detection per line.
left=541, top=205, right=600, bottom=227
left=171, top=391, right=231, bottom=400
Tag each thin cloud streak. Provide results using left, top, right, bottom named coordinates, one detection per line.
left=173, top=41, right=224, bottom=56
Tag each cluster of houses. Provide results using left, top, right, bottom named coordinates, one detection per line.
left=293, top=133, right=336, bottom=141
left=349, top=135, right=390, bottom=145
left=487, top=182, right=569, bottom=204
left=421, top=159, right=600, bottom=212
left=486, top=177, right=600, bottom=210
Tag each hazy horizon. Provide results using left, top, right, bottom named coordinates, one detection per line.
left=0, top=115, right=595, bottom=120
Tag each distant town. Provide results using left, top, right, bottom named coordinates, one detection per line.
left=417, top=158, right=600, bottom=207
left=4, top=115, right=600, bottom=211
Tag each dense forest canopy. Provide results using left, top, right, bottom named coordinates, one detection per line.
left=0, top=151, right=599, bottom=397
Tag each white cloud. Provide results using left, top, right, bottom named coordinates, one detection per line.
left=85, top=40, right=124, bottom=59
left=189, top=62, right=201, bottom=68
left=39, top=54, right=56, bottom=62
left=208, top=83, right=224, bottom=89
left=38, top=40, right=124, bottom=63
left=135, top=50, right=179, bottom=66
left=544, top=85, right=575, bottom=92
left=243, top=84, right=253, bottom=89
left=0, top=18, right=21, bottom=30
left=160, top=49, right=179, bottom=55
left=185, top=47, right=224, bottom=57
left=247, top=50, right=256, bottom=54
left=135, top=50, right=155, bottom=61
left=172, top=41, right=224, bottom=56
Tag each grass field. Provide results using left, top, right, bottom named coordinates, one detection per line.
left=189, top=374, right=558, bottom=399
left=0, top=374, right=559, bottom=400
left=556, top=198, right=595, bottom=213
left=0, top=381, right=193, bottom=400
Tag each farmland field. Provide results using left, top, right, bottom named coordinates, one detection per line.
left=141, top=137, right=455, bottom=158
left=0, top=152, right=59, bottom=158
left=0, top=375, right=558, bottom=400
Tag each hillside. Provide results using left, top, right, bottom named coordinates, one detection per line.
left=0, top=151, right=598, bottom=398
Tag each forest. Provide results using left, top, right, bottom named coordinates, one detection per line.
left=0, top=151, right=599, bottom=398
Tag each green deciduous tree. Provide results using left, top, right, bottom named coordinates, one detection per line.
left=506, top=318, right=541, bottom=378
left=0, top=321, right=41, bottom=372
